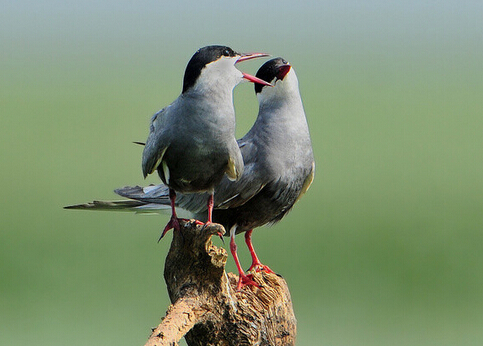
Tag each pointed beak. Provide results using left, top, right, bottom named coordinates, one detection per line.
left=235, top=52, right=270, bottom=64
left=235, top=52, right=273, bottom=87
left=242, top=72, right=273, bottom=87
left=277, top=64, right=291, bottom=80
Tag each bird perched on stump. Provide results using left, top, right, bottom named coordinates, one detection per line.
left=118, top=58, right=315, bottom=290
left=141, top=45, right=271, bottom=238
left=65, top=57, right=314, bottom=291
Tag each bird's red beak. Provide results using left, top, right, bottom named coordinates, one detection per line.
left=277, top=64, right=291, bottom=80
left=236, top=52, right=273, bottom=87
left=235, top=52, right=270, bottom=63
left=241, top=72, right=273, bottom=87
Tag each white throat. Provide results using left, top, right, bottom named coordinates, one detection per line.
left=191, top=56, right=243, bottom=96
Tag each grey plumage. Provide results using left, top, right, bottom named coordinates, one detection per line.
left=138, top=45, right=270, bottom=234
left=116, top=58, right=315, bottom=234
left=64, top=199, right=168, bottom=213
left=142, top=92, right=243, bottom=193
left=66, top=57, right=314, bottom=289
left=142, top=46, right=246, bottom=193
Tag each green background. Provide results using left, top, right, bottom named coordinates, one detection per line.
left=2, top=1, right=482, bottom=345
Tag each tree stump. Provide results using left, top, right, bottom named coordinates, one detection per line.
left=144, top=219, right=297, bottom=346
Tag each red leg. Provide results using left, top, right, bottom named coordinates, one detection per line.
left=207, top=194, right=214, bottom=223
left=245, top=230, right=274, bottom=274
left=158, top=189, right=180, bottom=241
left=230, top=232, right=259, bottom=291
left=204, top=194, right=223, bottom=240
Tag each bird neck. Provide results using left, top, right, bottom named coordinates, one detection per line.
left=251, top=99, right=309, bottom=147
left=185, top=83, right=235, bottom=106
left=180, top=89, right=236, bottom=126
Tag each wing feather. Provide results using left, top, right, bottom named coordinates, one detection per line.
left=142, top=106, right=171, bottom=178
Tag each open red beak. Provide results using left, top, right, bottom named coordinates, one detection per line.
left=235, top=52, right=272, bottom=87
left=241, top=72, right=273, bottom=86
left=277, top=64, right=291, bottom=80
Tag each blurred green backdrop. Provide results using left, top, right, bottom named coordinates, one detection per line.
left=1, top=1, right=482, bottom=345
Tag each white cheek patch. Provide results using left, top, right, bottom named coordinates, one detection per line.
left=198, top=56, right=240, bottom=88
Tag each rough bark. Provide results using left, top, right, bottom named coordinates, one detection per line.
left=144, top=219, right=296, bottom=346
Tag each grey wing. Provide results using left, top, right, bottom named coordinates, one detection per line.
left=115, top=184, right=170, bottom=203
left=115, top=183, right=209, bottom=214
left=168, top=168, right=265, bottom=214
left=169, top=140, right=267, bottom=212
left=213, top=140, right=267, bottom=209
left=225, top=137, right=244, bottom=181
left=64, top=199, right=170, bottom=214
left=117, top=139, right=268, bottom=214
left=142, top=106, right=171, bottom=178
left=294, top=161, right=315, bottom=203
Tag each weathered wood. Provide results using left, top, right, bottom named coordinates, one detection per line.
left=144, top=219, right=296, bottom=346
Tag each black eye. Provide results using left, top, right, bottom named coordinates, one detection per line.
left=223, top=49, right=230, bottom=56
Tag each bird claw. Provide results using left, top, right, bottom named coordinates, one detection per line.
left=158, top=216, right=180, bottom=242
left=236, top=273, right=260, bottom=291
left=248, top=263, right=274, bottom=274
left=188, top=219, right=204, bottom=226
left=218, top=232, right=225, bottom=244
left=200, top=220, right=212, bottom=229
